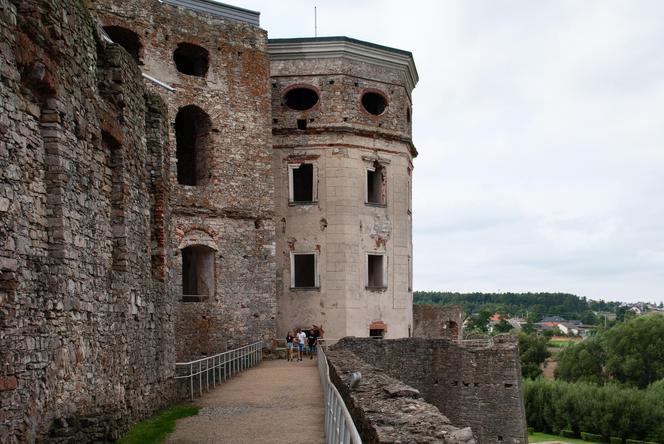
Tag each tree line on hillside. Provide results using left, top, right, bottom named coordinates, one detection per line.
left=414, top=291, right=620, bottom=323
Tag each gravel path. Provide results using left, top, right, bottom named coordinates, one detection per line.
left=166, top=358, right=325, bottom=444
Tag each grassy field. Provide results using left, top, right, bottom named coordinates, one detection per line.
left=529, top=432, right=597, bottom=443
left=118, top=404, right=200, bottom=444
left=548, top=339, right=578, bottom=348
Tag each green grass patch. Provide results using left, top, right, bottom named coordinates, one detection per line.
left=118, top=404, right=200, bottom=444
left=529, top=432, right=600, bottom=443
left=548, top=340, right=575, bottom=348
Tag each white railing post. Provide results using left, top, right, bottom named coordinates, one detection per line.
left=175, top=341, right=262, bottom=401
left=317, top=344, right=361, bottom=444
left=189, top=362, right=194, bottom=402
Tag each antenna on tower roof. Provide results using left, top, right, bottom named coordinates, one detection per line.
left=314, top=6, right=318, bottom=37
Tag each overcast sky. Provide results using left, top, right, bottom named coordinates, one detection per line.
left=227, top=0, right=664, bottom=303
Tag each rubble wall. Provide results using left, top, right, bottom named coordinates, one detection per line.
left=334, top=337, right=528, bottom=444
left=0, top=0, right=174, bottom=441
left=326, top=349, right=476, bottom=444
left=413, top=304, right=465, bottom=339
left=89, top=0, right=277, bottom=360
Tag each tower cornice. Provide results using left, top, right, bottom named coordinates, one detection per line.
left=268, top=36, right=419, bottom=93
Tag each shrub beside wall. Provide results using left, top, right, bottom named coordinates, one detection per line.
left=523, top=379, right=664, bottom=443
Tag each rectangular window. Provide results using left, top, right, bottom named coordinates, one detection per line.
left=289, top=163, right=316, bottom=203
left=366, top=163, right=385, bottom=205
left=290, top=252, right=318, bottom=288
left=367, top=254, right=386, bottom=288
left=369, top=329, right=385, bottom=338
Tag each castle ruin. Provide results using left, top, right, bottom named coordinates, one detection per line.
left=0, top=0, right=525, bottom=441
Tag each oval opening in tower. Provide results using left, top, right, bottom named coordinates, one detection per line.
left=283, top=87, right=319, bottom=111
left=361, top=91, right=388, bottom=116
left=173, top=42, right=209, bottom=77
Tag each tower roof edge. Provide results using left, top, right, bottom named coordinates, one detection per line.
left=268, top=36, right=418, bottom=91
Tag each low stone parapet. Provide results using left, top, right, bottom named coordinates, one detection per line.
left=326, top=349, right=475, bottom=444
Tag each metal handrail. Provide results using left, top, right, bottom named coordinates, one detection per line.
left=175, top=341, right=263, bottom=401
left=318, top=344, right=362, bottom=443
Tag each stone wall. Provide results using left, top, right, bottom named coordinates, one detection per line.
left=326, top=349, right=475, bottom=443
left=89, top=0, right=277, bottom=360
left=414, top=304, right=466, bottom=339
left=0, top=0, right=174, bottom=441
left=333, top=337, right=528, bottom=444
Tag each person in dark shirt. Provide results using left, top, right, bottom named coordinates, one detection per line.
left=285, top=331, right=294, bottom=362
left=307, top=326, right=318, bottom=359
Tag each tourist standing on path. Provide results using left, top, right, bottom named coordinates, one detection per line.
left=286, top=331, right=294, bottom=362
left=307, top=326, right=318, bottom=359
left=296, top=328, right=307, bottom=361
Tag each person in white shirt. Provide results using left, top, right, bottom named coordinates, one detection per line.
left=296, top=329, right=307, bottom=361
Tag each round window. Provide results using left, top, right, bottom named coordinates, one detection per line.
left=283, top=88, right=319, bottom=111
left=361, top=91, right=388, bottom=116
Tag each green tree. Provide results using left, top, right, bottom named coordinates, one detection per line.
left=494, top=318, right=514, bottom=333
left=555, top=316, right=664, bottom=389
left=603, top=316, right=664, bottom=388
left=580, top=311, right=599, bottom=325
left=466, top=309, right=491, bottom=333
left=555, top=336, right=606, bottom=384
left=522, top=321, right=536, bottom=334
left=519, top=333, right=550, bottom=379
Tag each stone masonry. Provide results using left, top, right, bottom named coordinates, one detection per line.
left=414, top=304, right=466, bottom=339
left=0, top=0, right=174, bottom=441
left=270, top=37, right=417, bottom=340
left=327, top=349, right=476, bottom=444
left=88, top=0, right=277, bottom=360
left=334, top=337, right=528, bottom=444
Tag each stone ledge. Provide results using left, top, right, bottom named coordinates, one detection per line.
left=326, top=349, right=476, bottom=444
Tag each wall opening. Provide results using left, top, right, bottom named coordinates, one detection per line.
left=367, top=254, right=385, bottom=288
left=361, top=91, right=388, bottom=116
left=447, top=321, right=459, bottom=339
left=283, top=87, right=319, bottom=111
left=290, top=163, right=314, bottom=202
left=103, top=26, right=141, bottom=63
left=369, top=320, right=387, bottom=338
left=181, top=245, right=215, bottom=301
left=173, top=42, right=209, bottom=77
left=291, top=253, right=316, bottom=288
left=175, top=105, right=212, bottom=186
left=369, top=329, right=385, bottom=338
left=366, top=162, right=385, bottom=205
left=297, top=119, right=307, bottom=130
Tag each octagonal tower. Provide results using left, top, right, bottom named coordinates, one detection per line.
left=269, top=37, right=418, bottom=339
